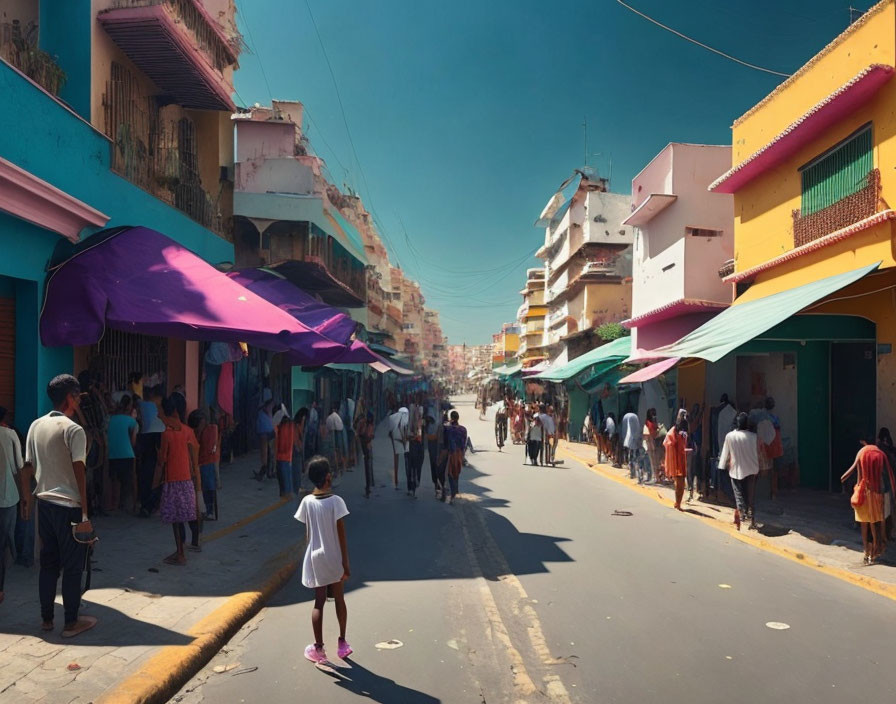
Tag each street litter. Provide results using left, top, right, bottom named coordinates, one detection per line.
left=375, top=639, right=404, bottom=650
left=612, top=510, right=633, bottom=516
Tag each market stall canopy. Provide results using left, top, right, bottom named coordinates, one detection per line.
left=493, top=360, right=523, bottom=377
left=533, top=335, right=631, bottom=381
left=651, top=262, right=880, bottom=363
left=618, top=357, right=680, bottom=385
left=227, top=267, right=358, bottom=346
left=40, top=227, right=346, bottom=364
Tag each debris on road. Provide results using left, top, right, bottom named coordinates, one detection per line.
left=765, top=622, right=790, bottom=630
left=375, top=639, right=404, bottom=650
left=213, top=663, right=241, bottom=674
left=612, top=510, right=633, bottom=517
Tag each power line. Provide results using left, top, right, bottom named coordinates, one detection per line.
left=615, top=0, right=791, bottom=78
left=234, top=3, right=274, bottom=100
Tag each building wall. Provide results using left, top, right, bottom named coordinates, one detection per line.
left=731, top=3, right=896, bottom=275
left=0, top=59, right=232, bottom=427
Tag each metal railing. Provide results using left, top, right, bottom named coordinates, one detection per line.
left=104, top=70, right=224, bottom=234
left=0, top=20, right=66, bottom=95
left=106, top=0, right=239, bottom=72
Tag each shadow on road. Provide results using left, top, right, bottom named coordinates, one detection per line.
left=316, top=657, right=441, bottom=703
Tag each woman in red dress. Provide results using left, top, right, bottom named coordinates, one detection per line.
left=664, top=410, right=690, bottom=510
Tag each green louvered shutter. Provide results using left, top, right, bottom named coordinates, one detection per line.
left=801, top=126, right=872, bottom=216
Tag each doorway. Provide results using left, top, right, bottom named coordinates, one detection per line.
left=829, top=342, right=876, bottom=489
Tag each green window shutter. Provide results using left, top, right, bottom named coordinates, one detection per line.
left=801, top=127, right=872, bottom=216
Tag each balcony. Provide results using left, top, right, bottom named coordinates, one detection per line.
left=792, top=169, right=880, bottom=248
left=0, top=21, right=66, bottom=96
left=104, top=95, right=223, bottom=234
left=99, top=0, right=239, bottom=111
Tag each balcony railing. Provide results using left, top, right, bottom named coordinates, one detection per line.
left=104, top=79, right=223, bottom=234
left=0, top=21, right=66, bottom=96
left=106, top=0, right=239, bottom=72
left=792, top=169, right=880, bottom=248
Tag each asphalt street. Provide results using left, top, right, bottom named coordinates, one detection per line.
left=179, top=396, right=896, bottom=704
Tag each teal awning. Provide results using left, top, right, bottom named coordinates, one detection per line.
left=326, top=208, right=368, bottom=265
left=534, top=336, right=632, bottom=381
left=653, top=262, right=880, bottom=362
left=494, top=360, right=523, bottom=377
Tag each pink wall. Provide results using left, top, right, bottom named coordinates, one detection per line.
left=235, top=120, right=295, bottom=162
left=631, top=146, right=674, bottom=210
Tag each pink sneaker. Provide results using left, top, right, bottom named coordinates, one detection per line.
left=304, top=643, right=328, bottom=664
left=337, top=638, right=353, bottom=659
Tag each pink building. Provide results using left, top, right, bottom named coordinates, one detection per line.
left=622, top=143, right=734, bottom=361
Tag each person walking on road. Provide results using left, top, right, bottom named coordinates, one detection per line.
left=388, top=406, right=409, bottom=491
left=621, top=408, right=641, bottom=480
left=841, top=435, right=896, bottom=564
left=444, top=411, right=468, bottom=504
left=255, top=392, right=275, bottom=481
left=718, top=412, right=760, bottom=531
left=275, top=408, right=296, bottom=498
left=106, top=394, right=138, bottom=514
left=153, top=396, right=201, bottom=564
left=296, top=456, right=351, bottom=664
left=425, top=409, right=442, bottom=498
left=526, top=414, right=543, bottom=466
left=293, top=408, right=308, bottom=495
left=664, top=410, right=690, bottom=510
left=358, top=411, right=376, bottom=498
left=325, top=406, right=346, bottom=477
left=0, top=406, right=23, bottom=605
left=136, top=385, right=165, bottom=517
left=19, top=374, right=97, bottom=637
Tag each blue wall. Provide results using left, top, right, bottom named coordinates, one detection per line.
left=39, top=0, right=92, bottom=119
left=0, top=59, right=234, bottom=428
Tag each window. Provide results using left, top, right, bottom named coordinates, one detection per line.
left=686, top=227, right=723, bottom=238
left=800, top=125, right=872, bottom=216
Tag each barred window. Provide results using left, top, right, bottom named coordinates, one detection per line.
left=800, top=125, right=872, bottom=216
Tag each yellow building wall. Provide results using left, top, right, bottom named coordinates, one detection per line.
left=731, top=1, right=895, bottom=162
left=503, top=333, right=520, bottom=355
left=731, top=0, right=896, bottom=275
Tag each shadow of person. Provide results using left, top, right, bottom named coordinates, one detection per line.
left=316, top=657, right=441, bottom=703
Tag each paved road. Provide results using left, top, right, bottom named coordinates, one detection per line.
left=179, top=397, right=896, bottom=703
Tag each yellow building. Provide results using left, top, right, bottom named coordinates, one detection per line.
left=518, top=268, right=548, bottom=366
left=659, top=1, right=896, bottom=489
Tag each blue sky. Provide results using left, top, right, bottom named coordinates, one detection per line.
left=234, top=0, right=875, bottom=345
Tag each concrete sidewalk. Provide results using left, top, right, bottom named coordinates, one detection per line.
left=557, top=438, right=896, bottom=588
left=0, top=450, right=303, bottom=704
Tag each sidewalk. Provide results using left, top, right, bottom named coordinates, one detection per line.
left=557, top=439, right=896, bottom=589
left=0, top=450, right=303, bottom=704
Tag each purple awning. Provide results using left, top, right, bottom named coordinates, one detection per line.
left=226, top=268, right=358, bottom=346
left=40, top=227, right=347, bottom=364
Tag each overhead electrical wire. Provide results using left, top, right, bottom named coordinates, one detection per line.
left=615, top=0, right=792, bottom=78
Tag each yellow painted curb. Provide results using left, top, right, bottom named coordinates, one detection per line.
left=203, top=496, right=290, bottom=545
left=556, top=444, right=896, bottom=603
left=97, top=541, right=301, bottom=703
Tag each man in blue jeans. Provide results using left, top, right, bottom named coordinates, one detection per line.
left=20, top=375, right=97, bottom=637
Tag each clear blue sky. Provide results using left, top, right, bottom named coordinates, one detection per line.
left=234, top=0, right=875, bottom=345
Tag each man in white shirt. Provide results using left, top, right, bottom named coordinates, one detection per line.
left=388, top=406, right=409, bottom=490
left=0, top=406, right=23, bottom=603
left=718, top=412, right=760, bottom=530
left=621, top=409, right=642, bottom=480
left=538, top=405, right=556, bottom=466
left=326, top=406, right=346, bottom=475
left=20, top=375, right=97, bottom=637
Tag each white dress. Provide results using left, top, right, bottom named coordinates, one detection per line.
left=295, top=494, right=349, bottom=588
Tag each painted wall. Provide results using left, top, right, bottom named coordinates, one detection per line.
left=731, top=1, right=895, bottom=164
left=40, top=0, right=92, bottom=118
left=730, top=3, right=896, bottom=275
left=631, top=146, right=674, bottom=210
left=582, top=191, right=635, bottom=249
left=631, top=144, right=733, bottom=317
left=0, top=59, right=232, bottom=425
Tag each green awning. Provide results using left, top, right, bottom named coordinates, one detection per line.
left=535, top=336, right=632, bottom=381
left=326, top=363, right=366, bottom=373
left=653, top=262, right=880, bottom=362
left=494, top=360, right=523, bottom=377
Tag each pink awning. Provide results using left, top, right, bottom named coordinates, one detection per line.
left=710, top=64, right=894, bottom=194
left=618, top=357, right=680, bottom=384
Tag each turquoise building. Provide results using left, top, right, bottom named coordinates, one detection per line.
left=0, top=1, right=239, bottom=432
